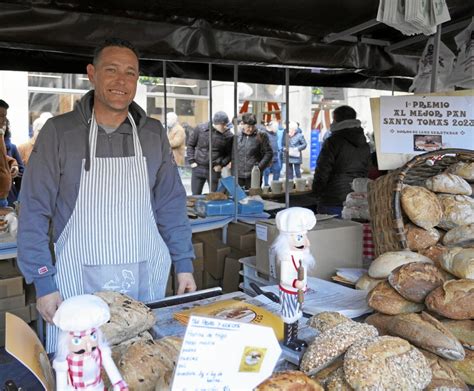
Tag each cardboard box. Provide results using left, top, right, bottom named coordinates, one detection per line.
left=194, top=231, right=230, bottom=280
left=222, top=250, right=247, bottom=293
left=192, top=241, right=204, bottom=260
left=202, top=271, right=221, bottom=289
left=25, top=282, right=36, bottom=304
left=256, top=218, right=363, bottom=281
left=0, top=293, right=25, bottom=311
left=0, top=275, right=23, bottom=299
left=193, top=271, right=203, bottom=291
left=226, top=222, right=256, bottom=254
left=0, top=305, right=31, bottom=329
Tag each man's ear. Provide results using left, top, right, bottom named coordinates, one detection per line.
left=86, top=64, right=95, bottom=85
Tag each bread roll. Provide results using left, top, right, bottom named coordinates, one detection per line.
left=368, top=250, right=433, bottom=278
left=405, top=223, right=441, bottom=251
left=307, top=311, right=350, bottom=333
left=94, top=291, right=156, bottom=345
left=365, top=313, right=393, bottom=335
left=421, top=350, right=469, bottom=391
left=420, top=245, right=449, bottom=268
left=446, top=161, right=474, bottom=182
left=388, top=262, right=446, bottom=303
left=401, top=185, right=442, bottom=229
left=425, top=279, right=474, bottom=320
left=441, top=320, right=474, bottom=350
left=426, top=173, right=472, bottom=195
left=440, top=247, right=474, bottom=279
left=443, top=224, right=474, bottom=247
left=255, top=371, right=324, bottom=390
left=368, top=281, right=425, bottom=315
left=437, top=194, right=474, bottom=230
left=300, top=321, right=378, bottom=375
left=355, top=273, right=384, bottom=291
left=447, top=349, right=474, bottom=386
left=344, top=336, right=432, bottom=390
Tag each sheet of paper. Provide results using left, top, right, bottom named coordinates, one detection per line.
left=336, top=268, right=367, bottom=283
left=263, top=277, right=372, bottom=318
left=172, top=315, right=281, bottom=391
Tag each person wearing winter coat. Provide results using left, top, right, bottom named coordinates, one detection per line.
left=166, top=112, right=186, bottom=167
left=187, top=111, right=233, bottom=195
left=312, top=105, right=370, bottom=217
left=283, top=122, right=307, bottom=180
left=234, top=113, right=273, bottom=189
left=263, top=121, right=282, bottom=186
left=19, top=112, right=54, bottom=166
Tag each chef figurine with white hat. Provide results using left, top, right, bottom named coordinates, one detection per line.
left=272, top=207, right=316, bottom=351
left=52, top=294, right=128, bottom=391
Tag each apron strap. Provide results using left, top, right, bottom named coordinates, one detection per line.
left=89, top=110, right=143, bottom=162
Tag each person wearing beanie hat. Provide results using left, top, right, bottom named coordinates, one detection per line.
left=271, top=207, right=316, bottom=351
left=18, top=112, right=53, bottom=165
left=186, top=110, right=233, bottom=194
left=53, top=294, right=128, bottom=390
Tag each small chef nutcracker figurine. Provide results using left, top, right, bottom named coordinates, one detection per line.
left=272, top=207, right=316, bottom=351
left=52, top=294, right=128, bottom=391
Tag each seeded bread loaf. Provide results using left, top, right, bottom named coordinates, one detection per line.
left=326, top=367, right=353, bottom=391
left=310, top=360, right=344, bottom=388
left=368, top=250, right=433, bottom=279
left=440, top=247, right=474, bottom=279
left=405, top=223, right=441, bottom=251
left=443, top=224, right=474, bottom=248
left=300, top=321, right=378, bottom=375
left=344, top=336, right=432, bottom=390
left=426, top=173, right=472, bottom=195
left=425, top=279, right=474, bottom=320
left=94, top=291, right=156, bottom=345
left=401, top=185, right=442, bottom=229
left=367, top=281, right=425, bottom=315
left=388, top=262, right=446, bottom=303
left=255, top=371, right=324, bottom=391
left=421, top=349, right=469, bottom=391
left=307, top=311, right=350, bottom=333
left=437, top=194, right=474, bottom=230
left=440, top=320, right=474, bottom=350
left=355, top=273, right=384, bottom=291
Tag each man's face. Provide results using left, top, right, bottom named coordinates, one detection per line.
left=86, top=46, right=139, bottom=115
left=242, top=124, right=255, bottom=135
left=0, top=107, right=7, bottom=129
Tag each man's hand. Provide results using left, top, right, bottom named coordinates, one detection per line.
left=213, top=165, right=222, bottom=173
left=176, top=272, right=197, bottom=295
left=37, top=291, right=62, bottom=324
left=190, top=163, right=198, bottom=168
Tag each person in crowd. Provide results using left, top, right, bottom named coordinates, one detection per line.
left=263, top=121, right=281, bottom=186
left=186, top=111, right=233, bottom=195
left=234, top=113, right=273, bottom=189
left=17, top=38, right=196, bottom=352
left=284, top=121, right=307, bottom=180
left=312, top=105, right=370, bottom=217
left=166, top=111, right=186, bottom=167
left=19, top=112, right=54, bottom=165
left=0, top=100, right=24, bottom=204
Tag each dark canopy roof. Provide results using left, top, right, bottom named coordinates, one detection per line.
left=0, top=0, right=471, bottom=91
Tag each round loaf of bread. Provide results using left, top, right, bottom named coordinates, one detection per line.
left=405, top=223, right=441, bottom=251
left=307, top=311, right=350, bottom=333
left=401, top=185, right=442, bottom=229
left=368, top=250, right=432, bottom=278
left=426, top=173, right=472, bottom=195
left=355, top=273, right=384, bottom=291
left=425, top=279, right=474, bottom=320
left=365, top=313, right=393, bottom=335
left=255, top=371, right=324, bottom=391
left=440, top=247, right=474, bottom=279
left=300, top=321, right=378, bottom=375
left=441, top=320, right=474, bottom=350
left=443, top=224, right=474, bottom=247
left=367, top=281, right=425, bottom=315
left=420, top=245, right=449, bottom=268
left=325, top=367, right=352, bottom=391
left=437, top=194, right=474, bottom=230
left=447, top=349, right=474, bottom=386
left=344, top=336, right=432, bottom=390
left=388, top=262, right=446, bottom=303
left=421, top=350, right=469, bottom=391
left=446, top=162, right=474, bottom=182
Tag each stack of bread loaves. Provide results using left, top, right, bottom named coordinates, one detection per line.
left=93, top=291, right=182, bottom=390
left=352, top=164, right=474, bottom=388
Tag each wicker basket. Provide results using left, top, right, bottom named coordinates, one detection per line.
left=368, top=148, right=474, bottom=257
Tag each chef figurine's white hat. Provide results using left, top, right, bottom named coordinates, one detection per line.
left=53, top=294, right=110, bottom=332
left=275, top=207, right=317, bottom=234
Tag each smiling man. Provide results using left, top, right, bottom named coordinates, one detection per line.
left=17, top=38, right=196, bottom=353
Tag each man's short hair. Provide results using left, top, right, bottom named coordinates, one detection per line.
left=242, top=113, right=257, bottom=126
left=0, top=100, right=9, bottom=110
left=93, top=38, right=140, bottom=66
left=333, top=105, right=357, bottom=123
left=212, top=111, right=229, bottom=125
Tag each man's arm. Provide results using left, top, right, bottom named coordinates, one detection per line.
left=312, top=139, right=336, bottom=196
left=153, top=122, right=196, bottom=294
left=220, top=134, right=234, bottom=167
left=186, top=126, right=198, bottom=165
left=17, top=120, right=62, bottom=321
left=258, top=132, right=273, bottom=171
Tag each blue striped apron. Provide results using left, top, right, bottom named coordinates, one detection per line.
left=46, top=113, right=171, bottom=352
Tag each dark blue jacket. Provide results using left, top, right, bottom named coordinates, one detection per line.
left=4, top=137, right=24, bottom=204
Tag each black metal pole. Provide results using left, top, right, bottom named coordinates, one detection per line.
left=285, top=68, right=290, bottom=209
left=163, top=61, right=167, bottom=128
left=208, top=64, right=213, bottom=191
left=233, top=65, right=239, bottom=221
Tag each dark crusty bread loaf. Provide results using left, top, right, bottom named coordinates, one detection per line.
left=401, top=185, right=442, bottom=229
left=421, top=349, right=468, bottom=391
left=447, top=348, right=474, bottom=386
left=405, top=223, right=441, bottom=251
left=440, top=319, right=474, bottom=350
left=388, top=262, right=446, bottom=303
left=425, top=279, right=474, bottom=320
left=367, top=281, right=425, bottom=315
